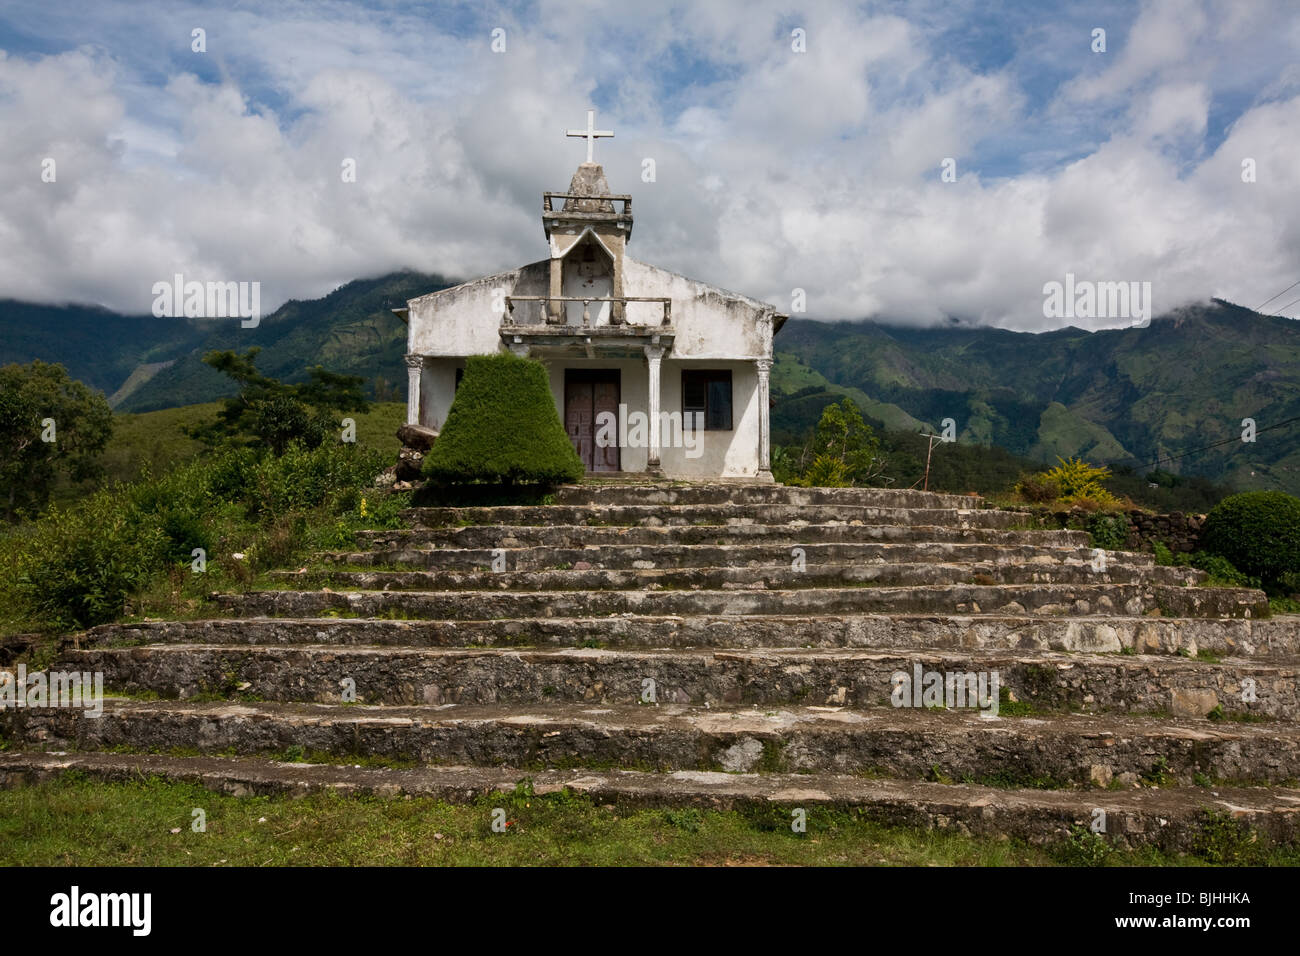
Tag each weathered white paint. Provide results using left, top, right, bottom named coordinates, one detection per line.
left=402, top=160, right=785, bottom=479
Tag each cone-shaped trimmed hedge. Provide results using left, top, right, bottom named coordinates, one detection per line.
left=423, top=352, right=584, bottom=485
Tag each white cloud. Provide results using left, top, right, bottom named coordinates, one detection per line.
left=0, top=0, right=1297, bottom=332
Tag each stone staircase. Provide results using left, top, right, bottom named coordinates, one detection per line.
left=4, top=482, right=1300, bottom=855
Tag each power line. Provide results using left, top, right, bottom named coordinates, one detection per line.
left=1255, top=279, right=1300, bottom=312
left=1101, top=415, right=1300, bottom=471
left=1270, top=294, right=1300, bottom=317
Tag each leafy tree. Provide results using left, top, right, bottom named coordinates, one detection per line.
left=423, top=352, right=583, bottom=485
left=790, top=398, right=885, bottom=486
left=0, top=360, right=113, bottom=521
left=188, top=348, right=369, bottom=455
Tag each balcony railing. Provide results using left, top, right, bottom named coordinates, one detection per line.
left=543, top=192, right=632, bottom=215
left=504, top=295, right=671, bottom=328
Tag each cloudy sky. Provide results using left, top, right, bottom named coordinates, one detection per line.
left=1, top=0, right=1298, bottom=330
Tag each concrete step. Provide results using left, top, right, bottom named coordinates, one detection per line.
left=400, top=503, right=1024, bottom=530
left=79, top=614, right=1300, bottom=659
left=56, top=644, right=1300, bottom=718
left=213, top=582, right=1268, bottom=621
left=274, top=561, right=1200, bottom=592
left=318, top=541, right=1157, bottom=572
left=7, top=699, right=1300, bottom=785
left=551, top=483, right=981, bottom=509
left=3, top=751, right=1297, bottom=852
left=357, top=524, right=1093, bottom=550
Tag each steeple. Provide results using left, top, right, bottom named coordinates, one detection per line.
left=542, top=109, right=635, bottom=324
left=542, top=108, right=633, bottom=243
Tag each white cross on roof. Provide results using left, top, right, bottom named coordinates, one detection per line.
left=566, top=108, right=614, bottom=164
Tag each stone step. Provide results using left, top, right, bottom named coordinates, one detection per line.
left=319, top=541, right=1156, bottom=572
left=214, top=582, right=1268, bottom=621
left=274, top=561, right=1199, bottom=592
left=3, top=751, right=1297, bottom=852
left=551, top=483, right=981, bottom=509
left=57, top=644, right=1300, bottom=718
left=6, top=699, right=1300, bottom=785
left=357, top=523, right=1093, bottom=550
left=400, top=503, right=1024, bottom=530
left=79, top=614, right=1300, bottom=659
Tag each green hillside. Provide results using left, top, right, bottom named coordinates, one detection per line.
left=0, top=300, right=205, bottom=396
left=0, top=271, right=449, bottom=413
left=774, top=300, right=1300, bottom=494
left=8, top=275, right=1300, bottom=497
left=116, top=271, right=449, bottom=412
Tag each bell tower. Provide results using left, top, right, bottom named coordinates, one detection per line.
left=542, top=109, right=633, bottom=324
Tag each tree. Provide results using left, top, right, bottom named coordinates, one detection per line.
left=423, top=352, right=583, bottom=485
left=0, top=360, right=113, bottom=521
left=794, top=398, right=885, bottom=486
left=188, top=348, right=369, bottom=455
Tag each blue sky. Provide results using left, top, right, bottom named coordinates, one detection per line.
left=1, top=0, right=1298, bottom=328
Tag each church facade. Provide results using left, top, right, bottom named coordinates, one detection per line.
left=396, top=112, right=786, bottom=480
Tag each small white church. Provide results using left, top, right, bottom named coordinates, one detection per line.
left=396, top=111, right=787, bottom=479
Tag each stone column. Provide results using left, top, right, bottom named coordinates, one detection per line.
left=645, top=344, right=664, bottom=474
left=404, top=354, right=424, bottom=426
left=548, top=258, right=563, bottom=324
left=756, top=358, right=772, bottom=481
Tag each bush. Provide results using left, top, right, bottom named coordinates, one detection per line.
left=1151, top=541, right=1174, bottom=566
left=1174, top=550, right=1260, bottom=589
left=1087, top=513, right=1128, bottom=550
left=1014, top=473, right=1061, bottom=503
left=4, top=490, right=168, bottom=629
left=423, top=353, right=583, bottom=485
left=802, top=453, right=851, bottom=487
left=1202, top=491, right=1300, bottom=589
left=1039, top=456, right=1118, bottom=505
left=2, top=442, right=394, bottom=632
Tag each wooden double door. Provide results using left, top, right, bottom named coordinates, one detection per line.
left=564, top=369, right=620, bottom=472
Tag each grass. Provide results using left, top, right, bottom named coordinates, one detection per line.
left=0, top=773, right=1292, bottom=867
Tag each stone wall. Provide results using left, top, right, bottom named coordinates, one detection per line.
left=1025, top=508, right=1205, bottom=553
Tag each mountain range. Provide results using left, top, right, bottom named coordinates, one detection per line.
left=2, top=275, right=1297, bottom=494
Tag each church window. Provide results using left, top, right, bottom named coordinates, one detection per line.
left=682, top=369, right=732, bottom=430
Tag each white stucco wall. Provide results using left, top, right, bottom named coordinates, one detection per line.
left=420, top=357, right=464, bottom=431
left=407, top=261, right=550, bottom=354
left=405, top=248, right=778, bottom=478
left=621, top=258, right=773, bottom=359
left=659, top=360, right=760, bottom=477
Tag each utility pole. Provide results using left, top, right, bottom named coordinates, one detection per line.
left=922, top=433, right=940, bottom=492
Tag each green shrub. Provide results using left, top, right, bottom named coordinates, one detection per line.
left=1175, top=550, right=1259, bottom=589
left=802, top=453, right=851, bottom=487
left=1087, top=513, right=1128, bottom=550
left=1201, top=491, right=1300, bottom=589
left=250, top=442, right=384, bottom=517
left=2, top=442, right=392, bottom=632
left=1014, top=473, right=1061, bottom=503
left=5, top=490, right=168, bottom=629
left=1151, top=541, right=1174, bottom=566
left=1038, top=457, right=1117, bottom=505
left=423, top=353, right=583, bottom=485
